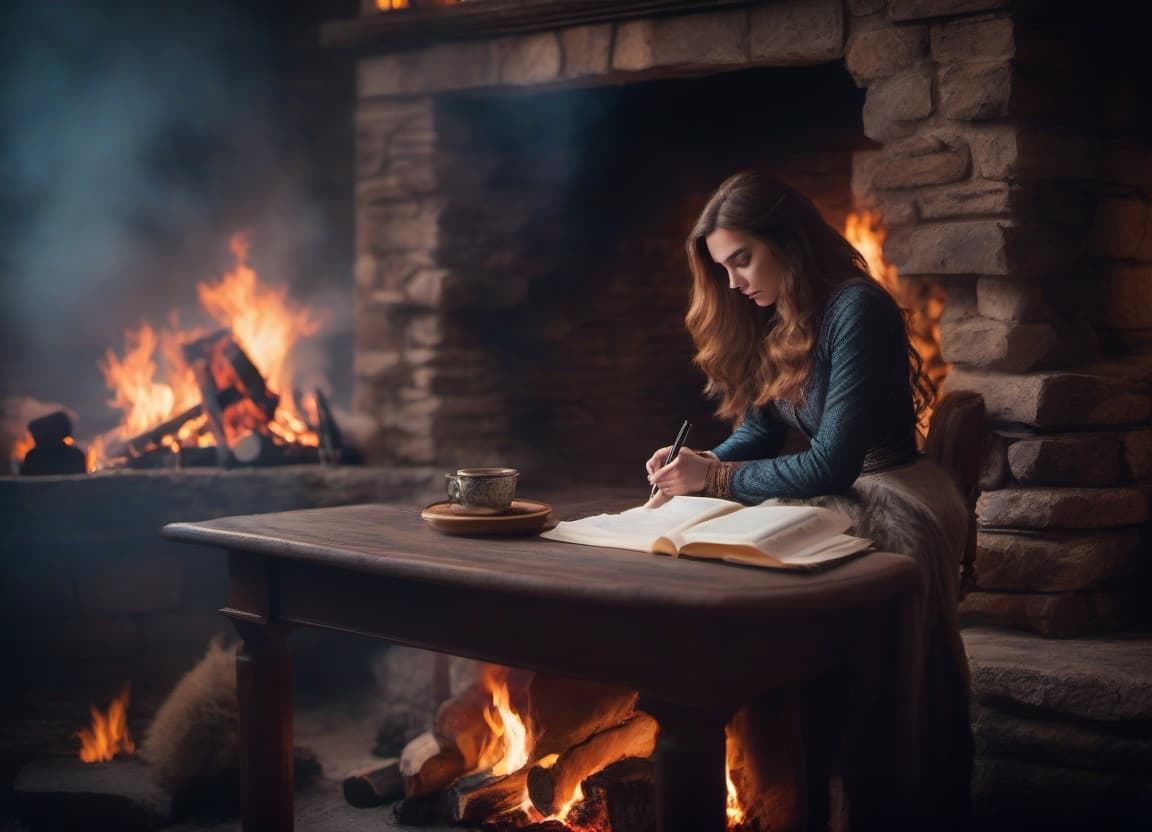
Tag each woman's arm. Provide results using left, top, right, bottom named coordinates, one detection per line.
left=711, top=284, right=908, bottom=503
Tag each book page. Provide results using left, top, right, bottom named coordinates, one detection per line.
left=721, top=534, right=873, bottom=570
left=678, top=505, right=852, bottom=557
left=540, top=496, right=741, bottom=552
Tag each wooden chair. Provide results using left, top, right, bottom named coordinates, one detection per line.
left=922, top=390, right=986, bottom=600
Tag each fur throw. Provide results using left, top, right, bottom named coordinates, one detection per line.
left=761, top=457, right=975, bottom=831
left=141, top=639, right=242, bottom=816
left=140, top=638, right=321, bottom=817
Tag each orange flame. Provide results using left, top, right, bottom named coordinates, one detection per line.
left=376, top=0, right=410, bottom=9
left=11, top=431, right=34, bottom=468
left=95, top=234, right=323, bottom=467
left=844, top=211, right=949, bottom=436
left=477, top=665, right=531, bottom=778
left=76, top=683, right=135, bottom=763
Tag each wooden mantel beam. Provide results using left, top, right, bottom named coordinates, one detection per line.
left=322, top=0, right=756, bottom=53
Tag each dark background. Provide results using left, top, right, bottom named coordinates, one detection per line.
left=0, top=0, right=360, bottom=439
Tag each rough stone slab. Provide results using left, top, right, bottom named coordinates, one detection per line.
left=975, top=276, right=1050, bottom=322
left=916, top=179, right=1012, bottom=220
left=961, top=590, right=1123, bottom=637
left=890, top=0, right=1008, bottom=21
left=863, top=67, right=934, bottom=125
left=1006, top=434, right=1124, bottom=486
left=559, top=23, right=612, bottom=78
left=358, top=41, right=498, bottom=98
left=886, top=220, right=1009, bottom=275
left=360, top=198, right=442, bottom=253
left=79, top=556, right=183, bottom=615
left=750, top=0, right=843, bottom=64
left=1107, top=263, right=1152, bottom=330
left=845, top=24, right=927, bottom=83
left=939, top=316, right=1059, bottom=373
left=974, top=528, right=1143, bottom=591
left=977, top=486, right=1147, bottom=529
left=964, top=124, right=1019, bottom=180
left=963, top=626, right=1152, bottom=723
left=939, top=60, right=1012, bottom=120
left=613, top=10, right=748, bottom=72
left=973, top=705, right=1152, bottom=777
left=497, top=32, right=562, bottom=85
left=873, top=149, right=970, bottom=189
left=14, top=757, right=171, bottom=832
left=978, top=429, right=1010, bottom=491
left=944, top=367, right=1152, bottom=429
left=931, top=14, right=1014, bottom=63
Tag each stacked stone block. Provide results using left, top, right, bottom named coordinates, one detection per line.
left=845, top=0, right=1152, bottom=637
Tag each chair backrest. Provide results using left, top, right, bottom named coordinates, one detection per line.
left=922, top=390, right=986, bottom=600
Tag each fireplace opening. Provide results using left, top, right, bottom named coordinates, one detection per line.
left=358, top=61, right=922, bottom=486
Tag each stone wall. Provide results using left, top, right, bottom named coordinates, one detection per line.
left=0, top=467, right=440, bottom=703
left=845, top=0, right=1152, bottom=636
left=348, top=0, right=1151, bottom=635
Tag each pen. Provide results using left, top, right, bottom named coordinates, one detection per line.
left=650, top=420, right=692, bottom=500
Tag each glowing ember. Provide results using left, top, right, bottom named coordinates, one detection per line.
left=845, top=211, right=949, bottom=434
left=94, top=233, right=323, bottom=467
left=725, top=731, right=746, bottom=829
left=376, top=0, right=410, bottom=9
left=76, top=683, right=135, bottom=763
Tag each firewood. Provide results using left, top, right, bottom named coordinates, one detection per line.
left=527, top=673, right=639, bottom=760
left=446, top=769, right=530, bottom=825
left=105, top=388, right=242, bottom=459
left=527, top=712, right=658, bottom=817
left=434, top=680, right=498, bottom=771
left=399, top=730, right=468, bottom=799
left=313, top=387, right=342, bottom=464
left=585, top=758, right=657, bottom=832
left=341, top=758, right=403, bottom=807
left=221, top=337, right=279, bottom=419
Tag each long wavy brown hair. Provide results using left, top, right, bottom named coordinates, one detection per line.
left=685, top=171, right=933, bottom=426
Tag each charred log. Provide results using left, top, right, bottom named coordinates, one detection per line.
left=20, top=411, right=86, bottom=476
left=446, top=769, right=530, bottom=825
left=527, top=712, right=658, bottom=817
left=341, top=759, right=403, bottom=808
left=400, top=731, right=469, bottom=799
left=104, top=388, right=242, bottom=459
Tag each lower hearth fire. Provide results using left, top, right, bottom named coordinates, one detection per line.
left=11, top=233, right=341, bottom=474
left=386, top=664, right=748, bottom=831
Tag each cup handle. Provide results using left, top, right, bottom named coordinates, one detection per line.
left=446, top=473, right=460, bottom=504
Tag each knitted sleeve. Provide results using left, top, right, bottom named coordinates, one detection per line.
left=721, top=283, right=908, bottom=504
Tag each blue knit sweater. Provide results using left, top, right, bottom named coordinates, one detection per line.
left=709, top=280, right=920, bottom=504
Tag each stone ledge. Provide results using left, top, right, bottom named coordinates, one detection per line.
left=977, top=486, right=1147, bottom=529
left=963, top=626, right=1152, bottom=723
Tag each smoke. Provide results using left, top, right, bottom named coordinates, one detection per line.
left=0, top=0, right=353, bottom=434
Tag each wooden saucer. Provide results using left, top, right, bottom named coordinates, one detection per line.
left=421, top=499, right=554, bottom=536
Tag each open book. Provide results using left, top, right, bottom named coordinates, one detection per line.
left=540, top=496, right=873, bottom=571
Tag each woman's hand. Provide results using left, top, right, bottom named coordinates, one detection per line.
left=647, top=448, right=715, bottom=498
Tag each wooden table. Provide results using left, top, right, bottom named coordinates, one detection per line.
left=162, top=493, right=923, bottom=832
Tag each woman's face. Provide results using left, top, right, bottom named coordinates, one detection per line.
left=704, top=227, right=785, bottom=307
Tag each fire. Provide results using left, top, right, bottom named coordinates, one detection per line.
left=376, top=0, right=409, bottom=8
left=76, top=683, right=135, bottom=763
left=95, top=233, right=323, bottom=467
left=844, top=211, right=949, bottom=435
left=11, top=431, right=34, bottom=469
left=479, top=665, right=531, bottom=777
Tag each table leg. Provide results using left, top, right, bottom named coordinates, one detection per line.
left=232, top=619, right=294, bottom=832
left=644, top=700, right=729, bottom=832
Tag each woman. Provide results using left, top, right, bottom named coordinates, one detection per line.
left=646, top=172, right=973, bottom=830
left=645, top=171, right=928, bottom=503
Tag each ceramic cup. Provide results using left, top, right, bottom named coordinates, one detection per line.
left=445, top=467, right=519, bottom=515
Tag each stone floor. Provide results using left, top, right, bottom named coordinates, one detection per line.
left=2, top=628, right=1150, bottom=831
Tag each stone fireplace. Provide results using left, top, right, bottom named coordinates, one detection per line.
left=329, top=0, right=1152, bottom=640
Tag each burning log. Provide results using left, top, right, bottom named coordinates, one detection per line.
left=104, top=387, right=242, bottom=459
left=400, top=730, right=469, bottom=799
left=221, top=335, right=279, bottom=420
left=528, top=674, right=639, bottom=759
left=526, top=712, right=658, bottom=817
left=341, top=758, right=403, bottom=808
left=446, top=769, right=530, bottom=825
left=312, top=387, right=342, bottom=465
left=585, top=758, right=657, bottom=832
